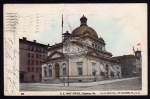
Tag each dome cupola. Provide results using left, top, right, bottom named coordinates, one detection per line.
left=71, top=15, right=98, bottom=38
left=80, top=15, right=87, bottom=26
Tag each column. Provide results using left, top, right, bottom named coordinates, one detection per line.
left=108, top=64, right=111, bottom=79
left=113, top=65, right=116, bottom=78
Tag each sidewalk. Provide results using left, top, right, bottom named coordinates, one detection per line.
left=20, top=77, right=139, bottom=87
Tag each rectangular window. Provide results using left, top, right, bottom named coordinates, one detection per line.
left=36, top=60, right=38, bottom=65
left=41, top=48, right=43, bottom=52
left=36, top=54, right=38, bottom=59
left=77, top=62, right=83, bottom=75
left=32, top=60, right=34, bottom=65
left=92, top=43, right=94, bottom=47
left=36, top=47, right=38, bottom=52
left=43, top=55, right=45, bottom=59
left=32, top=67, right=34, bottom=72
left=28, top=67, right=30, bottom=72
left=28, top=60, right=30, bottom=65
left=36, top=67, right=38, bottom=72
left=32, top=46, right=34, bottom=51
left=32, top=53, right=34, bottom=58
left=78, top=67, right=82, bottom=75
left=40, top=54, right=41, bottom=59
left=28, top=53, right=30, bottom=58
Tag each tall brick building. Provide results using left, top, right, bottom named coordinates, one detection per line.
left=113, top=50, right=142, bottom=78
left=19, top=37, right=49, bottom=83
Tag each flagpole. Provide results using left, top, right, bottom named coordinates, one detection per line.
left=62, top=14, right=63, bottom=41
left=62, top=14, right=64, bottom=86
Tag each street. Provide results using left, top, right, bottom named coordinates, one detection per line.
left=20, top=77, right=142, bottom=91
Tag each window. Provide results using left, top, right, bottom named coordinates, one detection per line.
left=32, top=67, right=34, bottom=72
left=49, top=65, right=52, bottom=77
left=28, top=60, right=30, bottom=65
left=41, top=48, right=43, bottom=52
left=43, top=55, right=45, bottom=59
left=62, top=63, right=67, bottom=75
left=95, top=44, right=97, bottom=48
left=31, top=46, right=34, bottom=51
left=28, top=46, right=30, bottom=50
left=28, top=67, right=30, bottom=72
left=44, top=67, right=47, bottom=77
left=40, top=54, right=41, bottom=59
left=28, top=53, right=30, bottom=58
left=36, top=54, right=38, bottom=59
left=36, top=60, right=38, bottom=65
left=40, top=61, right=42, bottom=65
left=36, top=67, right=38, bottom=72
left=92, top=43, right=94, bottom=47
left=100, top=72, right=105, bottom=76
left=36, top=47, right=38, bottom=52
left=77, top=62, right=83, bottom=75
left=32, top=60, right=34, bottom=65
left=32, top=53, right=34, bottom=58
left=43, top=50, right=45, bottom=53
left=92, top=62, right=97, bottom=76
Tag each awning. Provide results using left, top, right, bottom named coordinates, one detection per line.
left=110, top=66, right=115, bottom=73
left=92, top=66, right=98, bottom=72
left=100, top=64, right=107, bottom=72
left=48, top=66, right=52, bottom=70
left=117, top=69, right=120, bottom=73
left=62, top=64, right=67, bottom=68
left=78, top=64, right=82, bottom=67
left=133, top=71, right=137, bottom=73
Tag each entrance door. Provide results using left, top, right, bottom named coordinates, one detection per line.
left=31, top=75, right=34, bottom=82
left=20, top=73, right=24, bottom=83
left=55, top=63, right=60, bottom=78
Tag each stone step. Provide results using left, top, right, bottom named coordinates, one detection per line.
left=43, top=79, right=64, bottom=84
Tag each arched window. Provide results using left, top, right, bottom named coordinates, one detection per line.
left=92, top=62, right=97, bottom=75
left=48, top=65, right=52, bottom=77
left=62, top=63, right=67, bottom=75
left=44, top=67, right=47, bottom=77
left=77, top=62, right=83, bottom=75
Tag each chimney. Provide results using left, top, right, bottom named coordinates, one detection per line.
left=23, top=37, right=27, bottom=40
left=33, top=40, right=36, bottom=43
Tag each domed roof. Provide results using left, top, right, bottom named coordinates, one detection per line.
left=71, top=15, right=98, bottom=38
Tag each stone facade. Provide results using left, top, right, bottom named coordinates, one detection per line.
left=42, top=16, right=122, bottom=83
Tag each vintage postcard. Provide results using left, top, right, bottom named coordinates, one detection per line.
left=4, top=4, right=147, bottom=96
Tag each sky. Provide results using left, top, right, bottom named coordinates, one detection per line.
left=4, top=4, right=147, bottom=57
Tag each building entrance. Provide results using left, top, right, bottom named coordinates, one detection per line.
left=55, top=63, right=60, bottom=78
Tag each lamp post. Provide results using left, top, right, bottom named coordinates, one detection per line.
left=67, top=59, right=69, bottom=86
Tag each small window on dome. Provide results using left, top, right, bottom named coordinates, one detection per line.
left=92, top=43, right=94, bottom=47
left=95, top=44, right=97, bottom=48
